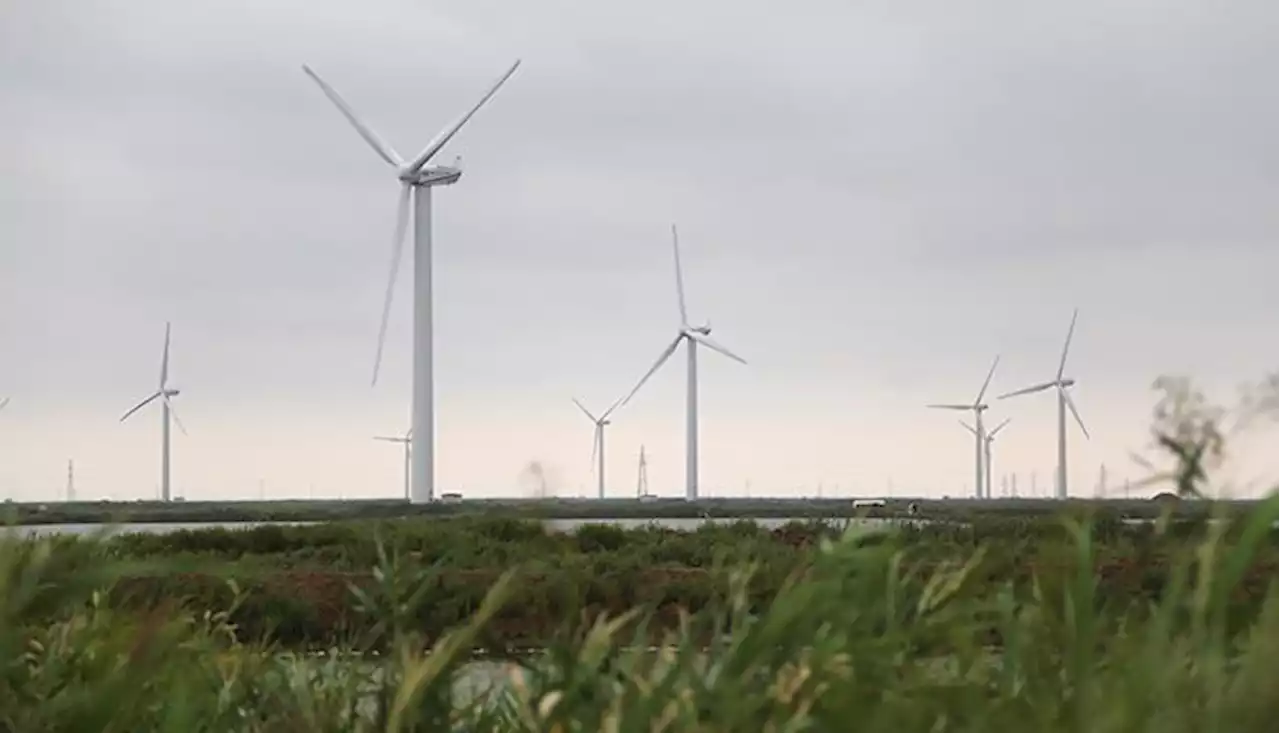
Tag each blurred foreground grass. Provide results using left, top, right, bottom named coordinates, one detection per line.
left=1, top=499, right=1276, bottom=731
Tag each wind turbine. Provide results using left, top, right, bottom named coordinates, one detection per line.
left=571, top=398, right=622, bottom=499
left=960, top=417, right=1010, bottom=499
left=927, top=356, right=1000, bottom=500
left=374, top=429, right=412, bottom=501
left=302, top=59, right=522, bottom=504
left=998, top=308, right=1089, bottom=499
left=120, top=322, right=187, bottom=502
left=618, top=224, right=746, bottom=501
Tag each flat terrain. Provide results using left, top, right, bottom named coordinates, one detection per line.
left=2, top=494, right=1261, bottom=525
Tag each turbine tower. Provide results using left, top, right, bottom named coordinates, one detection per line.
left=374, top=428, right=412, bottom=501
left=960, top=417, right=1010, bottom=499
left=998, top=308, right=1090, bottom=499
left=572, top=398, right=622, bottom=500
left=120, top=322, right=187, bottom=502
left=302, top=59, right=522, bottom=504
left=636, top=445, right=649, bottom=499
left=618, top=224, right=746, bottom=501
left=927, top=355, right=1000, bottom=501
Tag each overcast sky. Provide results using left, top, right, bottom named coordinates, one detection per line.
left=1, top=0, right=1276, bottom=502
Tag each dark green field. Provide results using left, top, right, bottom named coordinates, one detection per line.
left=3, top=494, right=1260, bottom=526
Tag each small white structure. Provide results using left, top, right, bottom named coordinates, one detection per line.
left=439, top=492, right=463, bottom=504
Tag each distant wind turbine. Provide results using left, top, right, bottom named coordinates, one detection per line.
left=928, top=355, right=1000, bottom=500
left=374, top=429, right=412, bottom=501
left=998, top=308, right=1089, bottom=499
left=120, top=322, right=187, bottom=502
left=571, top=398, right=622, bottom=499
left=618, top=224, right=746, bottom=501
left=302, top=59, right=522, bottom=504
left=960, top=417, right=1010, bottom=499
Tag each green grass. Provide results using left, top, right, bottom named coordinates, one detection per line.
left=1, top=499, right=1276, bottom=730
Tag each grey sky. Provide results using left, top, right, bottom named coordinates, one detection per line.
left=2, top=0, right=1276, bottom=501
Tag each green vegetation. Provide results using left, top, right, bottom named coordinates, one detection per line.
left=0, top=373, right=1273, bottom=729
left=6, top=496, right=1270, bottom=527
left=2, top=507, right=1277, bottom=730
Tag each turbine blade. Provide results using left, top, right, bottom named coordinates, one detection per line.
left=1057, top=307, right=1079, bottom=380
left=0, top=397, right=8, bottom=412
left=1064, top=389, right=1090, bottom=440
left=927, top=403, right=972, bottom=410
left=688, top=332, right=746, bottom=364
left=404, top=427, right=413, bottom=440
left=589, top=424, right=600, bottom=471
left=374, top=436, right=407, bottom=443
left=160, top=321, right=171, bottom=388
left=120, top=391, right=163, bottom=422
left=301, top=64, right=404, bottom=167
left=618, top=335, right=683, bottom=409
left=165, top=397, right=189, bottom=436
left=372, top=183, right=413, bottom=387
left=957, top=420, right=978, bottom=436
left=671, top=223, right=689, bottom=327
left=975, top=354, right=1000, bottom=404
left=571, top=398, right=598, bottom=423
left=997, top=381, right=1057, bottom=399
left=599, top=392, right=627, bottom=422
left=403, top=59, right=522, bottom=174
left=989, top=417, right=1011, bottom=438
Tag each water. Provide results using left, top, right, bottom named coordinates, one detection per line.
left=3, top=516, right=901, bottom=539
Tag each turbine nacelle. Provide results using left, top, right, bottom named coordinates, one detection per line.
left=399, top=165, right=462, bottom=187
left=164, top=388, right=181, bottom=398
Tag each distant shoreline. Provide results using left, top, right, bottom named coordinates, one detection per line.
left=1, top=495, right=1267, bottom=526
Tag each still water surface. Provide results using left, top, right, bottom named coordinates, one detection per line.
left=4, top=516, right=907, bottom=539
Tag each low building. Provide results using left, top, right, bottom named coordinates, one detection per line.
left=439, top=492, right=463, bottom=504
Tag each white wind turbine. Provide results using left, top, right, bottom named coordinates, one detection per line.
left=927, top=356, right=1000, bottom=500
left=120, top=322, right=187, bottom=502
left=617, top=224, right=746, bottom=501
left=302, top=59, right=522, bottom=504
left=572, top=398, right=622, bottom=499
left=998, top=308, right=1090, bottom=499
left=373, top=428, right=412, bottom=501
left=960, top=417, right=1010, bottom=499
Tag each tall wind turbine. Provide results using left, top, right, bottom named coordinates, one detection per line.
left=374, top=429, right=412, bottom=501
left=302, top=59, right=522, bottom=504
left=960, top=417, right=1010, bottom=499
left=618, top=224, right=746, bottom=501
left=998, top=308, right=1090, bottom=499
left=120, top=322, right=187, bottom=502
left=571, top=398, right=622, bottom=499
left=927, top=356, right=1000, bottom=500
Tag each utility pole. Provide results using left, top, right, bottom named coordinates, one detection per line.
left=66, top=460, right=76, bottom=502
